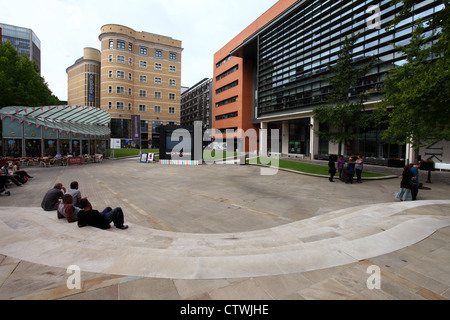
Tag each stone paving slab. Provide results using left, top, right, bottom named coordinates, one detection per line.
left=0, top=158, right=449, bottom=300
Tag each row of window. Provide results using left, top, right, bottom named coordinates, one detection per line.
left=107, top=102, right=177, bottom=114
left=108, top=55, right=177, bottom=72
left=107, top=70, right=177, bottom=86
left=106, top=86, right=177, bottom=100
left=215, top=111, right=238, bottom=121
left=108, top=39, right=178, bottom=61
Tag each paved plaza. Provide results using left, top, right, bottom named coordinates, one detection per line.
left=0, top=157, right=449, bottom=300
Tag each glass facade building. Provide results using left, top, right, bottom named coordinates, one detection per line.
left=0, top=23, right=41, bottom=73
left=223, top=0, right=444, bottom=161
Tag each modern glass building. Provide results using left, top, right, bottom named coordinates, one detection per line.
left=0, top=23, right=41, bottom=73
left=0, top=106, right=111, bottom=158
left=214, top=0, right=444, bottom=162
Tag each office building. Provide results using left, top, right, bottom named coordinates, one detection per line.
left=99, top=24, right=183, bottom=148
left=181, top=78, right=213, bottom=132
left=213, top=0, right=446, bottom=162
left=0, top=23, right=41, bottom=73
left=66, top=48, right=101, bottom=108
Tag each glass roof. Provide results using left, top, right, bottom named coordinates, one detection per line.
left=0, top=106, right=111, bottom=136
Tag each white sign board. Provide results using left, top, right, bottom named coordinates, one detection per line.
left=110, top=139, right=121, bottom=149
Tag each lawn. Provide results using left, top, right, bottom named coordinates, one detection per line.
left=111, top=149, right=158, bottom=158
left=248, top=157, right=386, bottom=178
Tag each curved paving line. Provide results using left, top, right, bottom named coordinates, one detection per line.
left=1, top=200, right=449, bottom=279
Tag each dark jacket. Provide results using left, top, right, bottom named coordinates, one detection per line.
left=78, top=210, right=110, bottom=229
left=401, top=169, right=413, bottom=189
left=328, top=161, right=336, bottom=174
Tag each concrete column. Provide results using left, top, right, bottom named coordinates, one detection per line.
left=310, top=117, right=318, bottom=160
left=259, top=122, right=268, bottom=156
left=282, top=121, right=289, bottom=155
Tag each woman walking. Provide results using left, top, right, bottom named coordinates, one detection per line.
left=394, top=164, right=414, bottom=201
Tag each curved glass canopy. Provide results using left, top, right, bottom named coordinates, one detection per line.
left=0, top=105, right=111, bottom=136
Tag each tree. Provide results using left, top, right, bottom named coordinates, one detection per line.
left=313, top=34, right=373, bottom=156
left=0, top=41, right=61, bottom=108
left=378, top=1, right=450, bottom=151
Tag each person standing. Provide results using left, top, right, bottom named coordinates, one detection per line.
left=355, top=155, right=364, bottom=183
left=394, top=164, right=414, bottom=201
left=410, top=162, right=420, bottom=200
left=337, top=155, right=345, bottom=181
left=346, top=157, right=356, bottom=184
left=328, top=157, right=337, bottom=182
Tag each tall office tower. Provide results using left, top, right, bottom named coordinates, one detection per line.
left=181, top=78, right=213, bottom=132
left=99, top=24, right=183, bottom=148
left=66, top=48, right=101, bottom=108
left=214, top=0, right=445, bottom=160
left=0, top=22, right=41, bottom=73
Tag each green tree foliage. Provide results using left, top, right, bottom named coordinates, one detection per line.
left=378, top=0, right=450, bottom=148
left=313, top=34, right=373, bottom=156
left=0, top=41, right=61, bottom=108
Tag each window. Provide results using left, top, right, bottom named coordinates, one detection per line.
left=140, top=46, right=148, bottom=56
left=108, top=102, right=112, bottom=110
left=169, top=52, right=177, bottom=61
left=216, top=96, right=238, bottom=107
left=155, top=63, right=162, bottom=71
left=139, top=105, right=147, bottom=112
left=128, top=57, right=133, bottom=66
left=117, top=55, right=125, bottom=64
left=216, top=65, right=239, bottom=81
left=128, top=103, right=132, bottom=111
left=216, top=80, right=238, bottom=94
left=155, top=49, right=163, bottom=58
left=169, top=79, right=176, bottom=87
left=128, top=88, right=132, bottom=96
left=116, top=102, right=124, bottom=110
left=116, top=86, right=125, bottom=94
left=216, top=111, right=238, bottom=121
left=108, top=86, right=112, bottom=94
left=117, top=40, right=125, bottom=50
left=117, top=71, right=125, bottom=79
left=216, top=55, right=232, bottom=68
left=140, top=61, right=147, bottom=68
left=139, top=90, right=147, bottom=97
left=169, top=107, right=175, bottom=114
left=154, top=106, right=161, bottom=113
left=154, top=92, right=162, bottom=99
left=169, top=65, right=176, bottom=73
left=140, top=75, right=147, bottom=83
left=108, top=70, right=113, bottom=78
left=109, top=39, right=114, bottom=49
left=128, top=73, right=132, bottom=81
left=155, top=77, right=162, bottom=85
left=108, top=55, right=113, bottom=63
left=169, top=93, right=176, bottom=100
left=129, top=43, right=133, bottom=53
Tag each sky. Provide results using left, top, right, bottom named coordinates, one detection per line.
left=2, top=0, right=279, bottom=101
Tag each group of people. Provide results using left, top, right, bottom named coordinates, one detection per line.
left=0, top=161, right=33, bottom=196
left=41, top=181, right=129, bottom=230
left=394, top=162, right=420, bottom=201
left=328, top=155, right=364, bottom=184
